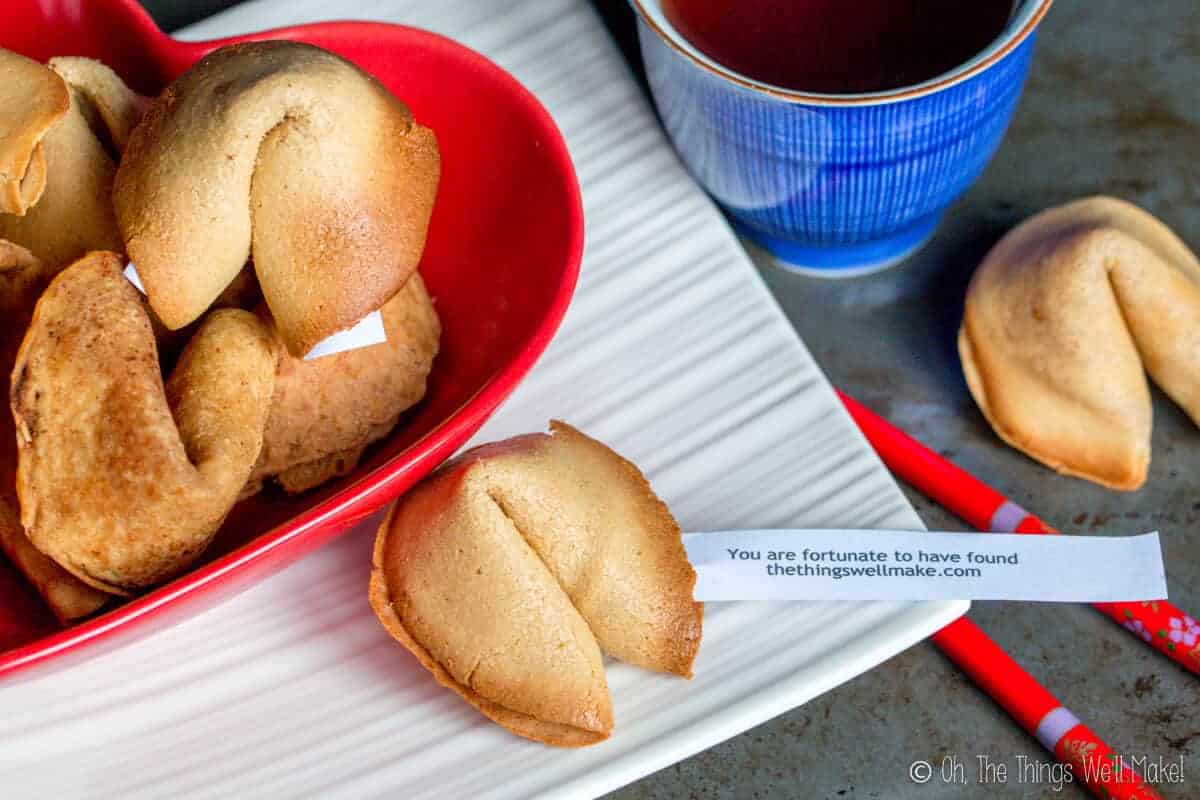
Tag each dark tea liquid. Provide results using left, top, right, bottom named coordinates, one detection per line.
left=661, top=0, right=1014, bottom=94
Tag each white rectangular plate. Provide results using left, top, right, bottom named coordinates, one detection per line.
left=0, top=1, right=967, bottom=797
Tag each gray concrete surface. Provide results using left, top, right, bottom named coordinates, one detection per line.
left=139, top=1, right=1198, bottom=797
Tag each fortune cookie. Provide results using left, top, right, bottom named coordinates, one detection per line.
left=0, top=50, right=146, bottom=270
left=959, top=196, right=1200, bottom=490
left=248, top=274, right=441, bottom=495
left=114, top=40, right=441, bottom=356
left=0, top=51, right=64, bottom=215
left=370, top=422, right=702, bottom=746
left=0, top=241, right=109, bottom=621
left=11, top=252, right=277, bottom=594
left=0, top=501, right=109, bottom=623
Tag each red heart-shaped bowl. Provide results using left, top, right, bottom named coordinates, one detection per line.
left=0, top=0, right=582, bottom=679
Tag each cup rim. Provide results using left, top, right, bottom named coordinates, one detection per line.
left=629, top=0, right=1054, bottom=106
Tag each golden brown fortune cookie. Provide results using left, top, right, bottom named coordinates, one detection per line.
left=370, top=422, right=703, bottom=747
left=11, top=252, right=277, bottom=594
left=0, top=241, right=110, bottom=621
left=114, top=40, right=441, bottom=356
left=247, top=273, right=441, bottom=495
left=0, top=50, right=147, bottom=270
left=959, top=196, right=1200, bottom=491
left=0, top=500, right=109, bottom=623
left=0, top=51, right=66, bottom=215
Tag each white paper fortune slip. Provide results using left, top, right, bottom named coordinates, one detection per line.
left=124, top=261, right=387, bottom=359
left=123, top=261, right=147, bottom=293
left=683, top=530, right=1168, bottom=603
left=301, top=311, right=386, bottom=360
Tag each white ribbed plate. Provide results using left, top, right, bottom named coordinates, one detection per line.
left=0, top=1, right=967, bottom=797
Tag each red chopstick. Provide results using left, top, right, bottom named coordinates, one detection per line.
left=934, top=618, right=1162, bottom=800
left=838, top=390, right=1197, bottom=676
left=837, top=389, right=1170, bottom=799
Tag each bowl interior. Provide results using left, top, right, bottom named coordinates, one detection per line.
left=0, top=6, right=580, bottom=661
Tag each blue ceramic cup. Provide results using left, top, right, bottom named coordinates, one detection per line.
left=632, top=0, right=1053, bottom=276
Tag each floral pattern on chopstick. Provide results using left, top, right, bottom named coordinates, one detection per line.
left=1165, top=616, right=1198, bottom=649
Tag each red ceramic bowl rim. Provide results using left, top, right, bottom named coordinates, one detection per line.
left=629, top=0, right=1054, bottom=107
left=0, top=6, right=583, bottom=678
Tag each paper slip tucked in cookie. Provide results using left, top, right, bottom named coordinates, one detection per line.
left=125, top=261, right=388, bottom=358
left=684, top=529, right=1167, bottom=603
left=302, top=311, right=387, bottom=359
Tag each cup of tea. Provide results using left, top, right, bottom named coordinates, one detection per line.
left=631, top=0, right=1053, bottom=276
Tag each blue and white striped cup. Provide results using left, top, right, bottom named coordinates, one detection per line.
left=631, top=0, right=1053, bottom=276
